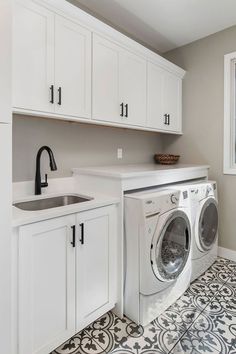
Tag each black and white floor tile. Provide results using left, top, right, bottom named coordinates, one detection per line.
left=51, top=258, right=236, bottom=354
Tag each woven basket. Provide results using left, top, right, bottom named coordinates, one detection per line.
left=154, top=154, right=180, bottom=165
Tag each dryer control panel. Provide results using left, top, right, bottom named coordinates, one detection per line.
left=190, top=182, right=216, bottom=201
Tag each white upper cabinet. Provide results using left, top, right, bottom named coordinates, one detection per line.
left=13, top=0, right=92, bottom=119
left=163, top=72, right=182, bottom=132
left=93, top=34, right=146, bottom=127
left=13, top=0, right=54, bottom=113
left=12, top=0, right=185, bottom=134
left=92, top=34, right=121, bottom=123
left=18, top=216, right=76, bottom=354
left=54, top=15, right=91, bottom=118
left=147, top=62, right=165, bottom=130
left=147, top=62, right=182, bottom=133
left=119, top=50, right=146, bottom=126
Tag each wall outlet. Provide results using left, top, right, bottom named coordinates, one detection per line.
left=117, top=148, right=123, bottom=159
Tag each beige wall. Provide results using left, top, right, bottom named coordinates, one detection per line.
left=164, top=25, right=236, bottom=251
left=13, top=115, right=162, bottom=182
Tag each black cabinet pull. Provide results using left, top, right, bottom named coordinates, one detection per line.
left=71, top=225, right=76, bottom=247
left=120, top=103, right=124, bottom=117
left=79, top=223, right=84, bottom=245
left=164, top=113, right=168, bottom=125
left=125, top=104, right=128, bottom=117
left=50, top=85, right=54, bottom=104
left=58, top=87, right=62, bottom=105
left=168, top=114, right=170, bottom=125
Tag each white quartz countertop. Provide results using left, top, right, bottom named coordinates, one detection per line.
left=73, top=163, right=210, bottom=179
left=12, top=190, right=120, bottom=227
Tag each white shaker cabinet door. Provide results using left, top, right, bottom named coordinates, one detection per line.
left=147, top=62, right=165, bottom=129
left=119, top=50, right=147, bottom=127
left=92, top=34, right=122, bottom=123
left=54, top=15, right=92, bottom=118
left=13, top=0, right=54, bottom=113
left=18, top=216, right=76, bottom=354
left=163, top=72, right=182, bottom=133
left=75, top=205, right=117, bottom=331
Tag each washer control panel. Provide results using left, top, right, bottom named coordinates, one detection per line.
left=143, top=190, right=181, bottom=217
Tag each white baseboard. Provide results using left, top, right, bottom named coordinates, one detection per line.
left=218, top=246, right=236, bottom=262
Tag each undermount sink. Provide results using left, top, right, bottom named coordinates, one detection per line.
left=13, top=195, right=93, bottom=211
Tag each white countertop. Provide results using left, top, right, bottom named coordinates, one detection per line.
left=73, top=163, right=210, bottom=179
left=12, top=189, right=120, bottom=228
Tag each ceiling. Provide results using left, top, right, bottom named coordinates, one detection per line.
left=71, top=0, right=236, bottom=53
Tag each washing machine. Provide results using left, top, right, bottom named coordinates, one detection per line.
left=188, top=181, right=218, bottom=281
left=124, top=188, right=192, bottom=326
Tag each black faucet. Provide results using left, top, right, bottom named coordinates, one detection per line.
left=35, top=146, right=57, bottom=195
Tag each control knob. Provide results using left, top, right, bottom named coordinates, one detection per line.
left=170, top=194, right=179, bottom=204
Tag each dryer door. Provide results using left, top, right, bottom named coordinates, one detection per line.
left=196, top=197, right=218, bottom=252
left=151, top=210, right=191, bottom=282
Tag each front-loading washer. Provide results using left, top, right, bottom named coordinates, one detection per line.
left=188, top=181, right=218, bottom=281
left=124, top=188, right=192, bottom=326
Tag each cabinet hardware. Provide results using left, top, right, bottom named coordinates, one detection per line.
left=167, top=114, right=170, bottom=125
left=125, top=104, right=128, bottom=118
left=50, top=85, right=54, bottom=104
left=79, top=223, right=84, bottom=245
left=71, top=225, right=76, bottom=247
left=164, top=113, right=168, bottom=125
left=58, top=87, right=62, bottom=105
left=120, top=103, right=124, bottom=117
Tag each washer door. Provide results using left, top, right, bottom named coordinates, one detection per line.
left=151, top=210, right=191, bottom=282
left=196, top=197, right=218, bottom=252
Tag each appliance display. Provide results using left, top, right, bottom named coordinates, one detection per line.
left=124, top=188, right=192, bottom=326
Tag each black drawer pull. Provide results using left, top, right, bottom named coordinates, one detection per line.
left=50, top=85, right=54, bottom=104
left=80, top=223, right=84, bottom=245
left=58, top=87, right=62, bottom=105
left=120, top=103, right=124, bottom=117
left=71, top=225, right=76, bottom=247
left=125, top=104, right=128, bottom=117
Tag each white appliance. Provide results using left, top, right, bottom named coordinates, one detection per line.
left=188, top=181, right=218, bottom=281
left=124, top=188, right=192, bottom=326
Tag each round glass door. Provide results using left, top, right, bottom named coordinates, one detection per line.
left=198, top=198, right=218, bottom=251
left=151, top=210, right=191, bottom=281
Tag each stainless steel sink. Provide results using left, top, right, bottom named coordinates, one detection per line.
left=13, top=195, right=93, bottom=211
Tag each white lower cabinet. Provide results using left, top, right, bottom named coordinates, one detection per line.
left=18, top=215, right=76, bottom=354
left=76, top=206, right=117, bottom=331
left=16, top=205, right=117, bottom=354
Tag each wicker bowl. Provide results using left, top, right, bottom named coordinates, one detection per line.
left=154, top=154, right=180, bottom=165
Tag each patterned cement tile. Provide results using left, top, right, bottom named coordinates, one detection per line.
left=52, top=258, right=236, bottom=354
left=52, top=330, right=105, bottom=354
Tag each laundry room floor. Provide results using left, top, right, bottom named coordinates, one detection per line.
left=52, top=257, right=236, bottom=354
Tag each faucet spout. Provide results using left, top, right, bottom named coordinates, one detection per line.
left=35, top=146, right=57, bottom=195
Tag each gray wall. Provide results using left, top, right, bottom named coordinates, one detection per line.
left=13, top=115, right=162, bottom=182
left=164, top=25, right=236, bottom=251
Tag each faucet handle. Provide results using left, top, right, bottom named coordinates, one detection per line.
left=41, top=174, right=48, bottom=188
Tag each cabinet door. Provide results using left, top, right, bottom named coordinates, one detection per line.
left=147, top=62, right=165, bottom=129
left=163, top=72, right=182, bottom=132
left=92, top=34, right=122, bottom=123
left=120, top=50, right=147, bottom=126
left=18, top=216, right=76, bottom=354
left=13, top=0, right=54, bottom=113
left=76, top=206, right=117, bottom=331
left=55, top=15, right=91, bottom=118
